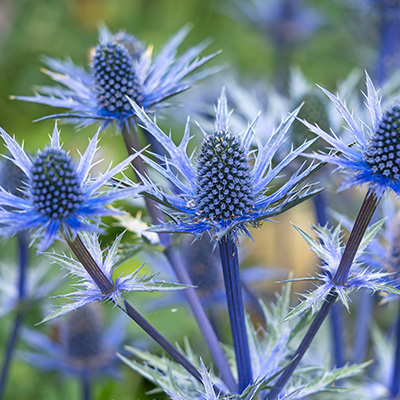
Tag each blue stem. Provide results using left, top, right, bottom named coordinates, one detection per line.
left=219, top=234, right=252, bottom=392
left=330, top=303, right=345, bottom=367
left=66, top=233, right=212, bottom=390
left=265, top=190, right=380, bottom=399
left=0, top=233, right=29, bottom=400
left=81, top=377, right=91, bottom=400
left=267, top=290, right=338, bottom=400
left=122, top=124, right=236, bottom=391
left=378, top=16, right=400, bottom=85
left=312, top=192, right=345, bottom=367
left=312, top=192, right=328, bottom=226
left=353, top=290, right=373, bottom=363
left=390, top=301, right=400, bottom=397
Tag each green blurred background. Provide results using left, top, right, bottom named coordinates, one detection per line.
left=0, top=0, right=379, bottom=399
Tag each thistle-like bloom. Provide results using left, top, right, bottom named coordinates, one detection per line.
left=130, top=90, right=318, bottom=240
left=230, top=0, right=323, bottom=48
left=284, top=222, right=400, bottom=321
left=42, top=232, right=190, bottom=322
left=20, top=304, right=128, bottom=379
left=302, top=73, right=400, bottom=198
left=0, top=123, right=142, bottom=251
left=14, top=26, right=219, bottom=130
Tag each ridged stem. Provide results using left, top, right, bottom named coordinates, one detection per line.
left=312, top=192, right=345, bottom=367
left=0, top=233, right=29, bottom=400
left=266, top=189, right=380, bottom=399
left=64, top=233, right=204, bottom=386
left=266, top=290, right=338, bottom=400
left=390, top=301, right=400, bottom=397
left=219, top=234, right=252, bottom=392
left=333, top=189, right=379, bottom=284
left=81, top=377, right=91, bottom=400
left=121, top=124, right=236, bottom=391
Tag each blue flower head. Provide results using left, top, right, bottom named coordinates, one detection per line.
left=303, top=73, right=400, bottom=198
left=14, top=26, right=219, bottom=130
left=0, top=123, right=142, bottom=251
left=231, top=0, right=323, bottom=48
left=130, top=89, right=318, bottom=240
left=21, top=303, right=128, bottom=380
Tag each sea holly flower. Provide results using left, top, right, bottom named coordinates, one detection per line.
left=0, top=123, right=142, bottom=251
left=41, top=232, right=190, bottom=322
left=130, top=89, right=319, bottom=391
left=302, top=72, right=400, bottom=198
left=230, top=0, right=323, bottom=48
left=20, top=303, right=129, bottom=380
left=283, top=221, right=400, bottom=321
left=13, top=26, right=219, bottom=130
left=129, top=89, right=318, bottom=240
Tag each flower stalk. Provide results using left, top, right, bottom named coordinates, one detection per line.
left=333, top=190, right=379, bottom=284
left=121, top=123, right=236, bottom=391
left=312, top=192, right=345, bottom=367
left=219, top=234, right=253, bottom=392
left=64, top=232, right=204, bottom=386
left=390, top=302, right=400, bottom=397
left=81, top=377, right=91, bottom=400
left=266, top=189, right=380, bottom=399
left=0, top=233, right=29, bottom=400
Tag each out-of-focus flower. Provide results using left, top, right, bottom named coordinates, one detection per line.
left=230, top=0, right=324, bottom=49
left=20, top=303, right=128, bottom=380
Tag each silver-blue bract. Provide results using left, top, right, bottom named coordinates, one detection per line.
left=283, top=221, right=400, bottom=321
left=13, top=26, right=219, bottom=130
left=130, top=89, right=318, bottom=240
left=302, top=73, right=400, bottom=198
left=41, top=232, right=190, bottom=321
left=0, top=123, right=142, bottom=251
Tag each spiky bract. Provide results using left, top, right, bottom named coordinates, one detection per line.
left=130, top=90, right=318, bottom=240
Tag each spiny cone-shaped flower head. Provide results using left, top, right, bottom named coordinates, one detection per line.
left=61, top=304, right=104, bottom=368
left=31, top=148, right=83, bottom=220
left=129, top=89, right=318, bottom=240
left=292, top=92, right=329, bottom=150
left=14, top=26, right=219, bottom=130
left=0, top=123, right=142, bottom=251
left=92, top=42, right=144, bottom=118
left=364, top=105, right=400, bottom=181
left=302, top=73, right=400, bottom=197
left=195, top=131, right=254, bottom=223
